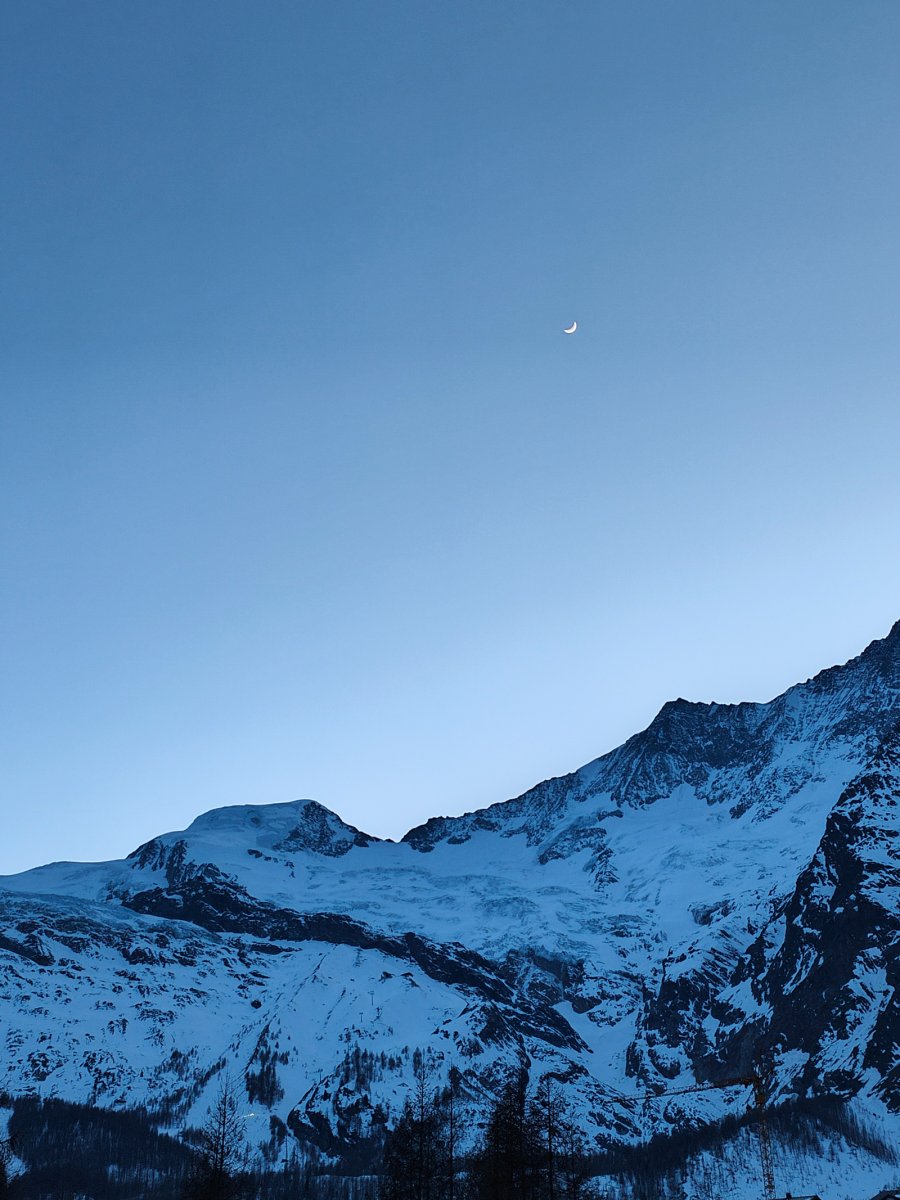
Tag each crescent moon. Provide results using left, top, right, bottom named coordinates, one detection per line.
left=563, top=321, right=577, bottom=334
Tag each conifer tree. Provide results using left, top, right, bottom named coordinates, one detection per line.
left=380, top=1057, right=442, bottom=1200
left=471, top=1068, right=542, bottom=1200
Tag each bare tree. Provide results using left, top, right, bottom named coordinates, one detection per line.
left=379, top=1054, right=468, bottom=1200
left=530, top=1077, right=563, bottom=1200
left=184, top=1076, right=250, bottom=1200
left=444, top=1064, right=463, bottom=1200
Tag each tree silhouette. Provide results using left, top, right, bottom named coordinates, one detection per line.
left=470, top=1068, right=542, bottom=1200
left=184, top=1076, right=249, bottom=1200
left=379, top=1057, right=465, bottom=1200
left=470, top=1070, right=595, bottom=1200
left=0, top=1132, right=13, bottom=1199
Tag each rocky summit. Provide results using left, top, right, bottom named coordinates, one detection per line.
left=3, top=621, right=900, bottom=1192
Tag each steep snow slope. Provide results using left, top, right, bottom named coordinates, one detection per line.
left=2, top=620, right=900, bottom=1177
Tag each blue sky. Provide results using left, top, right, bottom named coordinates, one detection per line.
left=3, top=2, right=900, bottom=873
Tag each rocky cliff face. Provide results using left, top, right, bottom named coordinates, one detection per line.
left=707, top=722, right=900, bottom=1105
left=2, top=621, right=900, bottom=1168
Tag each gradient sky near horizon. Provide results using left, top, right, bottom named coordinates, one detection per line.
left=3, top=2, right=900, bottom=875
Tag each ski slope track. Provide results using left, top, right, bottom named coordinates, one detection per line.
left=3, top=621, right=900, bottom=1188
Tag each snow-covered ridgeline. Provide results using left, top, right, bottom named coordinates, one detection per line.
left=1, top=619, right=899, bottom=1176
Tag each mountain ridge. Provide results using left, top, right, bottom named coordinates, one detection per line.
left=2, top=618, right=900, bottom=1192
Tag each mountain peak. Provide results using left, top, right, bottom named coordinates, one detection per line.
left=174, top=798, right=378, bottom=858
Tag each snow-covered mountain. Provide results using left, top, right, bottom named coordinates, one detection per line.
left=2, top=620, right=900, bottom=1191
